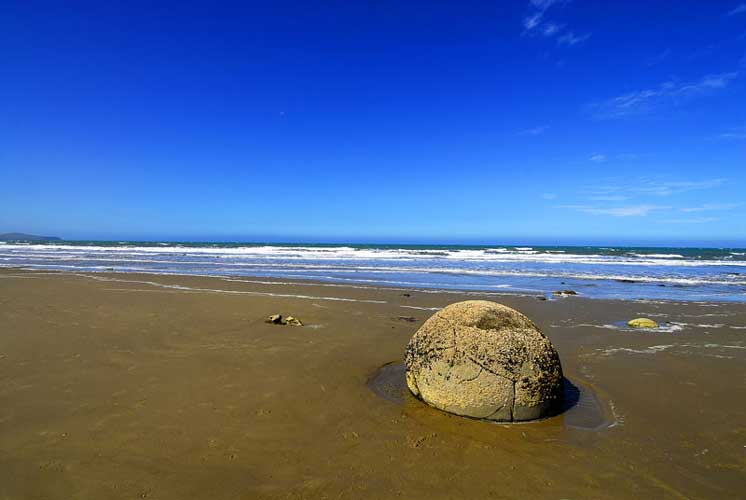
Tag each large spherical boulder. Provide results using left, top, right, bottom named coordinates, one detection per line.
left=404, top=300, right=563, bottom=422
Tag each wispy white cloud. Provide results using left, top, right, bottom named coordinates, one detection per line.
left=589, top=153, right=607, bottom=163
left=661, top=217, right=721, bottom=224
left=522, top=0, right=558, bottom=32
left=681, top=203, right=742, bottom=213
left=636, top=179, right=727, bottom=196
left=716, top=126, right=746, bottom=140
left=587, top=72, right=739, bottom=119
left=541, top=193, right=558, bottom=200
left=557, top=32, right=591, bottom=46
left=518, top=125, right=550, bottom=136
left=559, top=177, right=734, bottom=219
left=524, top=13, right=543, bottom=30
left=522, top=0, right=590, bottom=48
left=589, top=195, right=630, bottom=201
left=583, top=178, right=727, bottom=199
left=627, top=179, right=725, bottom=197
left=530, top=0, right=564, bottom=8
left=542, top=23, right=562, bottom=37
left=727, top=4, right=746, bottom=16
left=559, top=204, right=670, bottom=217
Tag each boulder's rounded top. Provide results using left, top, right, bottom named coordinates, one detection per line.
left=433, top=300, right=539, bottom=332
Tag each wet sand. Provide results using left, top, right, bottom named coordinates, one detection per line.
left=1, top=268, right=745, bottom=499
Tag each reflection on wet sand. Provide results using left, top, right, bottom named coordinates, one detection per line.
left=368, top=363, right=613, bottom=432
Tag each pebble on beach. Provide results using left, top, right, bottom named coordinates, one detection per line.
left=265, top=314, right=303, bottom=326
left=627, top=317, right=658, bottom=329
left=284, top=316, right=303, bottom=326
left=266, top=314, right=284, bottom=324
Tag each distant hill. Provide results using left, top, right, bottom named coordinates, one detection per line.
left=0, top=232, right=62, bottom=242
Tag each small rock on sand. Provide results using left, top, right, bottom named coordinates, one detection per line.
left=266, top=314, right=283, bottom=324
left=265, top=314, right=303, bottom=326
left=627, top=317, right=658, bottom=329
left=285, top=316, right=303, bottom=326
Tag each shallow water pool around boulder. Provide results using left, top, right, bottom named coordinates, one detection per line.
left=367, top=362, right=611, bottom=430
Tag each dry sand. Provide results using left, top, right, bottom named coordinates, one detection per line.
left=1, top=268, right=745, bottom=499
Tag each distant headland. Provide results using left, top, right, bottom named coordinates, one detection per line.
left=0, top=233, right=61, bottom=242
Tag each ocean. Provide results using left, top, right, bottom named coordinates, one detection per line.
left=1, top=241, right=746, bottom=302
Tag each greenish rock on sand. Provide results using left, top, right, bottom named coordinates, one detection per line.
left=284, top=316, right=303, bottom=326
left=627, top=317, right=658, bottom=329
left=404, top=300, right=564, bottom=422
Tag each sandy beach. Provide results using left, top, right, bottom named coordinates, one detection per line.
left=1, top=268, right=745, bottom=499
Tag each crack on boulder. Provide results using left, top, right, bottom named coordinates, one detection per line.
left=459, top=367, right=483, bottom=384
left=510, top=380, right=517, bottom=421
left=486, top=403, right=506, bottom=420
left=466, top=355, right=514, bottom=383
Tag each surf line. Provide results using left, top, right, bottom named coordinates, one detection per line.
left=72, top=273, right=388, bottom=304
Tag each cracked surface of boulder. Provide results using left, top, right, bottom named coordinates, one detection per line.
left=405, top=300, right=563, bottom=422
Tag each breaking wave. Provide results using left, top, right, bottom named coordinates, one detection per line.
left=2, top=242, right=745, bottom=302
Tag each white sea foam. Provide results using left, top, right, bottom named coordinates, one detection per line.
left=703, top=344, right=746, bottom=350
left=568, top=322, right=685, bottom=333
left=400, top=305, right=442, bottom=311
left=3, top=242, right=745, bottom=303
left=4, top=257, right=745, bottom=287
left=657, top=323, right=686, bottom=333
left=601, top=345, right=676, bottom=355
left=600, top=342, right=746, bottom=358
left=661, top=312, right=732, bottom=318
left=72, top=274, right=389, bottom=304
left=571, top=323, right=622, bottom=330
left=627, top=252, right=684, bottom=259
left=2, top=243, right=745, bottom=268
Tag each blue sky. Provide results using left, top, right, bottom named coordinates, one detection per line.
left=1, top=0, right=745, bottom=245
